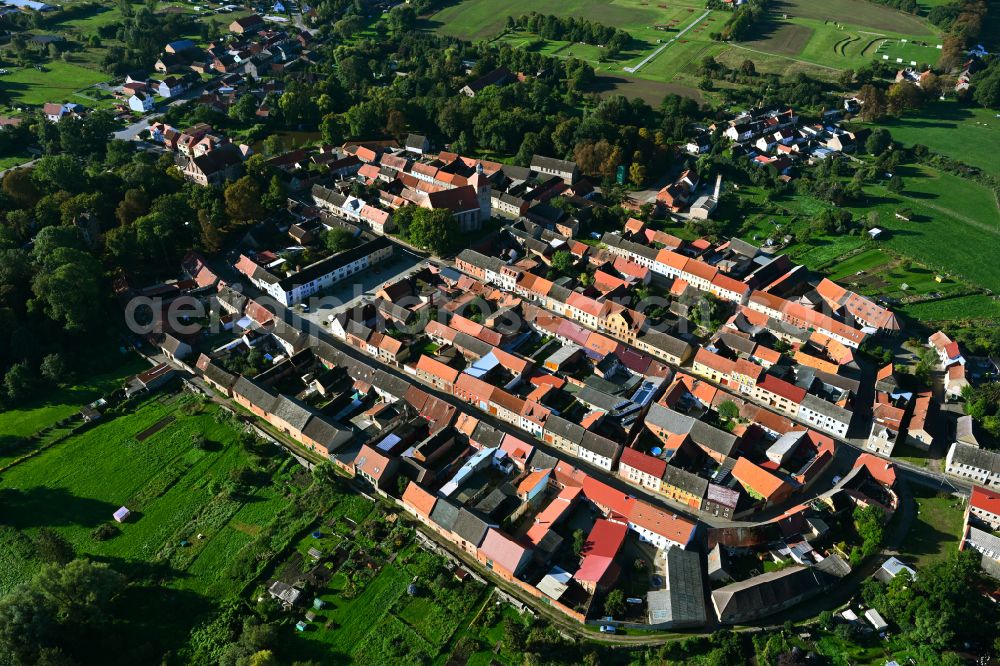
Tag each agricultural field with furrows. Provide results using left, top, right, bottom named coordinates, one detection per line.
left=427, top=0, right=941, bottom=100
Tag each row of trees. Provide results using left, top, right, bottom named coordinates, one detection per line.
left=507, top=13, right=632, bottom=57
left=713, top=0, right=770, bottom=42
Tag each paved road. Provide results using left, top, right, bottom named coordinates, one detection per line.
left=433, top=256, right=974, bottom=503
left=0, top=158, right=38, bottom=177
left=112, top=75, right=222, bottom=141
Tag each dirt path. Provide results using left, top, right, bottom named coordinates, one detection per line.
left=727, top=42, right=841, bottom=71
left=625, top=10, right=712, bottom=74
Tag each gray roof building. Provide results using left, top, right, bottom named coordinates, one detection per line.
left=429, top=497, right=461, bottom=532
left=712, top=566, right=827, bottom=624
left=662, top=465, right=709, bottom=498
left=647, top=548, right=707, bottom=628
left=452, top=508, right=491, bottom=547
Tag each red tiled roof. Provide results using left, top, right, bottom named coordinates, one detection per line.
left=402, top=482, right=437, bottom=519
left=526, top=486, right=580, bottom=545
left=852, top=453, right=897, bottom=487
left=694, top=347, right=736, bottom=375
left=574, top=555, right=617, bottom=583
left=566, top=291, right=607, bottom=318
left=478, top=528, right=528, bottom=574
left=971, top=485, right=1000, bottom=516
left=711, top=273, right=749, bottom=295
left=682, top=258, right=717, bottom=282
left=354, top=444, right=394, bottom=482
left=627, top=502, right=696, bottom=546
left=619, top=447, right=667, bottom=478
left=582, top=518, right=628, bottom=558
left=582, top=476, right=636, bottom=518
left=756, top=374, right=807, bottom=403
left=516, top=468, right=551, bottom=495
left=415, top=355, right=460, bottom=384
left=501, top=434, right=534, bottom=463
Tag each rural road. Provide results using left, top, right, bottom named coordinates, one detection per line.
left=625, top=10, right=712, bottom=74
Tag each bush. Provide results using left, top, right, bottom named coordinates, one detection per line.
left=92, top=523, right=120, bottom=541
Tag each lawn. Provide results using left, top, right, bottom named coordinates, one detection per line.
left=426, top=0, right=705, bottom=42
left=775, top=0, right=934, bottom=34
left=898, top=487, right=965, bottom=570
left=0, top=351, right=148, bottom=440
left=738, top=163, right=1000, bottom=293
left=825, top=248, right=894, bottom=281
left=479, top=2, right=724, bottom=101
left=0, top=394, right=291, bottom=596
left=865, top=100, right=1000, bottom=178
left=0, top=60, right=110, bottom=108
left=0, top=389, right=309, bottom=662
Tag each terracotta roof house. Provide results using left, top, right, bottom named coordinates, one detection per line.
left=476, top=528, right=531, bottom=581
left=731, top=457, right=792, bottom=505
left=969, top=485, right=1000, bottom=530
left=627, top=501, right=696, bottom=550
left=402, top=482, right=437, bottom=522
left=354, top=444, right=399, bottom=491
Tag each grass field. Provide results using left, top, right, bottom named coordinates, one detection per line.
left=0, top=352, right=147, bottom=440
left=0, top=390, right=308, bottom=660
left=743, top=15, right=939, bottom=72
left=426, top=0, right=695, bottom=42
left=899, top=487, right=966, bottom=569
left=899, top=294, right=1000, bottom=323
left=866, top=100, right=1000, bottom=178
left=0, top=61, right=110, bottom=107
left=0, top=396, right=258, bottom=577
left=823, top=247, right=973, bottom=306
left=775, top=0, right=933, bottom=33
left=428, top=0, right=938, bottom=102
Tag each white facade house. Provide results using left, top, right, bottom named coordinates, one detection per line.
left=946, top=443, right=1000, bottom=489
left=128, top=92, right=154, bottom=113
left=252, top=237, right=394, bottom=306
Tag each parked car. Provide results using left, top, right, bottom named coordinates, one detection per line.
left=599, top=625, right=616, bottom=634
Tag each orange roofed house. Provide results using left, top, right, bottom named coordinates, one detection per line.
left=626, top=501, right=697, bottom=550
left=731, top=457, right=792, bottom=507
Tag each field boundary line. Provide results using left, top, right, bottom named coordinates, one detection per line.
left=726, top=42, right=841, bottom=70
left=625, top=9, right=711, bottom=74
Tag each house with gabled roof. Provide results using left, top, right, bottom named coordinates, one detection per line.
left=968, top=485, right=1000, bottom=531
left=627, top=501, right=696, bottom=550
left=712, top=566, right=828, bottom=624
left=476, top=528, right=531, bottom=581
left=401, top=481, right=437, bottom=526
left=354, top=444, right=399, bottom=491
left=731, top=457, right=792, bottom=506
left=618, top=447, right=666, bottom=492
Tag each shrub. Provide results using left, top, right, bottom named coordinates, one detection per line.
left=92, top=523, right=120, bottom=541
